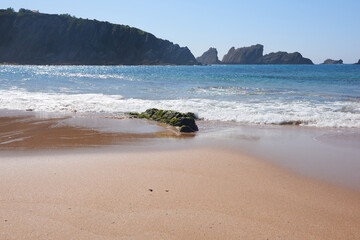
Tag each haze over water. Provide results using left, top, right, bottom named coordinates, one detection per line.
left=0, top=64, right=359, bottom=128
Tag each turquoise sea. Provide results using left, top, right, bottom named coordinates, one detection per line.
left=0, top=64, right=359, bottom=128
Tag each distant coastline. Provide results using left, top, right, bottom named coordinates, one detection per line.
left=0, top=9, right=197, bottom=65
left=2, top=8, right=358, bottom=66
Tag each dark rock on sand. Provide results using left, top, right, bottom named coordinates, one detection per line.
left=196, top=48, right=221, bottom=65
left=279, top=120, right=303, bottom=126
left=179, top=125, right=196, bottom=133
left=127, top=112, right=140, bottom=118
left=0, top=9, right=197, bottom=65
left=134, top=108, right=199, bottom=132
left=322, top=59, right=343, bottom=64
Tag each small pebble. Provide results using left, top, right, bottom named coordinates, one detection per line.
left=148, top=189, right=153, bottom=192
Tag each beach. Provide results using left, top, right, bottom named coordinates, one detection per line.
left=1, top=64, right=360, bottom=239
left=1, top=2, right=359, bottom=239
left=1, top=112, right=360, bottom=239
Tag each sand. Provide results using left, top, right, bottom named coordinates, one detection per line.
left=1, top=111, right=360, bottom=239
left=0, top=113, right=178, bottom=150
left=1, top=148, right=360, bottom=240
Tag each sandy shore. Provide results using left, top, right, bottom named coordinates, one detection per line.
left=1, top=111, right=360, bottom=239
left=1, top=148, right=360, bottom=240
left=0, top=112, right=179, bottom=150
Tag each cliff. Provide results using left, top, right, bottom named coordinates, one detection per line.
left=356, top=60, right=360, bottom=64
left=196, top=48, right=221, bottom=65
left=322, top=59, right=343, bottom=64
left=222, top=44, right=313, bottom=64
left=222, top=44, right=263, bottom=64
left=0, top=10, right=197, bottom=65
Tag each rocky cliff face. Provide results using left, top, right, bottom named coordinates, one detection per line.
left=0, top=10, right=197, bottom=65
left=260, top=52, right=313, bottom=64
left=222, top=44, right=263, bottom=64
left=356, top=60, right=360, bottom=64
left=196, top=48, right=221, bottom=65
left=322, top=59, right=343, bottom=64
left=222, top=44, right=313, bottom=64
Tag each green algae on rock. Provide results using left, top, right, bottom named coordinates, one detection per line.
left=128, top=109, right=198, bottom=133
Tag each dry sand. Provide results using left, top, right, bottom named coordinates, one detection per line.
left=1, top=148, right=360, bottom=240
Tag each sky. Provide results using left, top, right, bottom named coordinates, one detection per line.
left=1, top=0, right=360, bottom=64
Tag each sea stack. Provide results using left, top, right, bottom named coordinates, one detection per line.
left=222, top=44, right=313, bottom=64
left=355, top=59, right=360, bottom=64
left=322, top=59, right=343, bottom=64
left=0, top=10, right=197, bottom=65
left=222, top=44, right=264, bottom=64
left=260, top=51, right=313, bottom=64
left=196, top=48, right=221, bottom=65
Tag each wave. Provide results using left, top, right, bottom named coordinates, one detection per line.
left=35, top=71, right=130, bottom=80
left=0, top=89, right=359, bottom=128
left=0, top=66, right=135, bottom=81
left=191, top=86, right=360, bottom=101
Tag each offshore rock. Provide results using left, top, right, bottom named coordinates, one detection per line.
left=322, top=59, right=343, bottom=64
left=356, top=59, right=360, bottom=64
left=196, top=48, right=221, bottom=65
left=222, top=44, right=264, bottom=64
left=0, top=10, right=197, bottom=65
left=260, top=52, right=313, bottom=64
left=222, top=44, right=313, bottom=64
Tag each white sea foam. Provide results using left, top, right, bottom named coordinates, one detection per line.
left=35, top=71, right=130, bottom=80
left=1, top=89, right=359, bottom=128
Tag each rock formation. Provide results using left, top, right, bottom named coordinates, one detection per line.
left=322, top=59, right=343, bottom=64
left=355, top=60, right=360, bottom=64
left=196, top=48, right=221, bottom=65
left=0, top=10, right=197, bottom=65
left=222, top=44, right=313, bottom=64
left=260, top=52, right=313, bottom=64
left=222, top=44, right=264, bottom=64
left=128, top=109, right=198, bottom=133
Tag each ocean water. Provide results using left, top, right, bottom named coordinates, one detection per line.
left=0, top=64, right=359, bottom=128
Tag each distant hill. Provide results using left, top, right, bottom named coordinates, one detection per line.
left=0, top=9, right=197, bottom=65
left=222, top=44, right=313, bottom=65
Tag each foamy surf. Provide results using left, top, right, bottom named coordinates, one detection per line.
left=1, top=89, right=359, bottom=128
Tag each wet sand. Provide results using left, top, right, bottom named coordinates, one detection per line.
left=1, top=110, right=360, bottom=239
left=0, top=111, right=180, bottom=150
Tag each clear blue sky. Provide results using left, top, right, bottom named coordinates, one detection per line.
left=1, top=0, right=359, bottom=63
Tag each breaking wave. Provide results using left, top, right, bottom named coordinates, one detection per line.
left=1, top=88, right=359, bottom=128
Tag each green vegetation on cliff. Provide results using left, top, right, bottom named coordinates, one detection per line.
left=0, top=9, right=197, bottom=65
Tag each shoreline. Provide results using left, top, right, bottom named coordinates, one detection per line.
left=0, top=110, right=184, bottom=150
left=1, top=109, right=360, bottom=190
left=1, top=109, right=360, bottom=238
